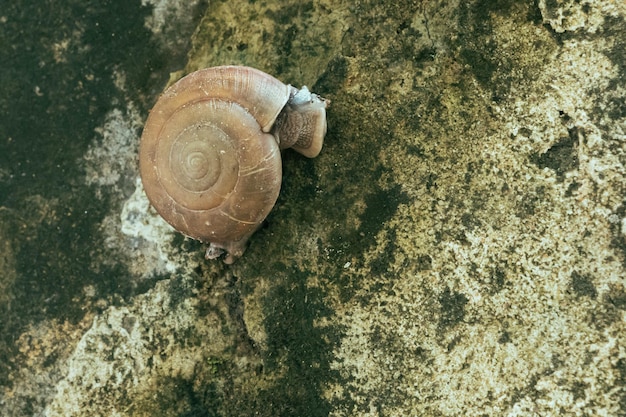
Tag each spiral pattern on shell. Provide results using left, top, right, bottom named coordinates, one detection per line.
left=139, top=66, right=328, bottom=263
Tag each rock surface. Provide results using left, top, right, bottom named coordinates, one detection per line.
left=1, top=0, right=625, bottom=416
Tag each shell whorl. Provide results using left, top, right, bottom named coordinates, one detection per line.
left=139, top=65, right=328, bottom=263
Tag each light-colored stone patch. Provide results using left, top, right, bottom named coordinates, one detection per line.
left=118, top=178, right=180, bottom=276
left=44, top=277, right=234, bottom=416
left=539, top=0, right=626, bottom=33
left=141, top=0, right=201, bottom=37
left=316, top=1, right=626, bottom=416
left=83, top=106, right=142, bottom=194
left=82, top=104, right=185, bottom=278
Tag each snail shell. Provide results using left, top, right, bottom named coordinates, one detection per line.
left=139, top=66, right=328, bottom=263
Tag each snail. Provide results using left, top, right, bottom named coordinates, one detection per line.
left=139, top=65, right=328, bottom=264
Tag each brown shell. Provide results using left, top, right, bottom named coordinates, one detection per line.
left=139, top=66, right=292, bottom=262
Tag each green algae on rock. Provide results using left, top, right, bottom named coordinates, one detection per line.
left=2, top=0, right=626, bottom=416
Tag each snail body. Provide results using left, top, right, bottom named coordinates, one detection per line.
left=139, top=66, right=328, bottom=263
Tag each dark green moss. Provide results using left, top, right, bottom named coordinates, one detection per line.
left=14, top=193, right=123, bottom=321
left=133, top=375, right=218, bottom=417
left=368, top=229, right=399, bottom=277
left=565, top=181, right=581, bottom=198
left=381, top=22, right=431, bottom=65
left=508, top=373, right=541, bottom=409
left=232, top=268, right=342, bottom=416
left=459, top=47, right=498, bottom=87
left=321, top=181, right=409, bottom=302
left=266, top=2, right=333, bottom=79
left=490, top=265, right=507, bottom=293
left=265, top=2, right=314, bottom=25
left=610, top=202, right=626, bottom=268
left=314, top=56, right=349, bottom=96
left=529, top=127, right=579, bottom=181
left=461, top=212, right=482, bottom=231
left=515, top=185, right=547, bottom=218
left=359, top=184, right=410, bottom=250
left=606, top=284, right=626, bottom=311
left=223, top=274, right=258, bottom=353
left=438, top=287, right=469, bottom=330
left=570, top=271, right=597, bottom=299
left=167, top=273, right=198, bottom=311
left=498, top=330, right=511, bottom=344
left=601, top=16, right=626, bottom=81
left=617, top=358, right=626, bottom=413
left=416, top=254, right=433, bottom=271
left=455, top=1, right=556, bottom=98
left=0, top=0, right=201, bottom=391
